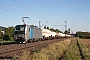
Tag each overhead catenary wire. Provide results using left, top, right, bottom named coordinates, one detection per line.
left=13, top=0, right=56, bottom=25
left=0, top=7, right=38, bottom=26
left=0, top=7, right=22, bottom=17
left=57, top=21, right=65, bottom=26
left=13, top=0, right=55, bottom=25
left=0, top=5, right=37, bottom=22
left=40, top=21, right=48, bottom=27
left=1, top=0, right=61, bottom=30
left=13, top=0, right=49, bottom=25
left=13, top=0, right=44, bottom=19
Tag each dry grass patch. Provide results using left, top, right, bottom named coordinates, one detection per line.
left=78, top=38, right=90, bottom=60
left=62, top=38, right=81, bottom=60
left=13, top=38, right=72, bottom=60
left=31, top=39, right=71, bottom=60
left=12, top=51, right=31, bottom=60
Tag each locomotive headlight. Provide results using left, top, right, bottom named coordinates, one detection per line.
left=13, top=35, right=15, bottom=37
left=15, top=37, right=18, bottom=40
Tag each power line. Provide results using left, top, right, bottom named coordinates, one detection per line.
left=13, top=0, right=44, bottom=19
left=57, top=21, right=65, bottom=26
left=0, top=7, right=37, bottom=25
left=1, top=0, right=60, bottom=30
left=41, top=21, right=48, bottom=27
left=0, top=7, right=22, bottom=17
left=13, top=0, right=57, bottom=28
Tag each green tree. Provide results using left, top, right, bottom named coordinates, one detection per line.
left=64, top=30, right=70, bottom=34
left=3, top=33, right=10, bottom=40
left=76, top=31, right=85, bottom=38
left=47, top=26, right=49, bottom=29
left=3, top=26, right=14, bottom=41
left=68, top=28, right=70, bottom=33
left=55, top=29, right=60, bottom=32
left=44, top=26, right=46, bottom=29
left=50, top=28, right=54, bottom=31
left=76, top=32, right=80, bottom=37
left=0, top=29, right=3, bottom=39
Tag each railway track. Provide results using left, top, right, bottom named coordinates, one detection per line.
left=0, top=38, right=65, bottom=59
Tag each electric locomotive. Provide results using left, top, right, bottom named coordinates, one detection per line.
left=14, top=25, right=42, bottom=43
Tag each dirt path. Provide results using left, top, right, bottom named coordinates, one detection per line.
left=59, top=40, right=72, bottom=60
left=59, top=38, right=85, bottom=60
left=76, top=39, right=85, bottom=60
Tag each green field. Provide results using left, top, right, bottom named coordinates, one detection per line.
left=0, top=40, right=16, bottom=45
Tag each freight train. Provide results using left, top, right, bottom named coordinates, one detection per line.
left=14, top=24, right=71, bottom=43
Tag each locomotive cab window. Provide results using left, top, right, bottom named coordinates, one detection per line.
left=15, top=25, right=25, bottom=31
left=20, top=27, right=24, bottom=31
left=15, top=25, right=25, bottom=34
left=15, top=27, right=20, bottom=31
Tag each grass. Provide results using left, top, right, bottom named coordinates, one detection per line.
left=77, top=38, right=90, bottom=60
left=14, top=38, right=72, bottom=60
left=0, top=40, right=16, bottom=45
left=62, top=38, right=81, bottom=60
left=31, top=39, right=71, bottom=60
left=12, top=38, right=90, bottom=60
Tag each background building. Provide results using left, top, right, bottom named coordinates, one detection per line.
left=0, top=26, right=6, bottom=34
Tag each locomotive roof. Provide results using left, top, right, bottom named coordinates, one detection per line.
left=15, top=25, right=41, bottom=30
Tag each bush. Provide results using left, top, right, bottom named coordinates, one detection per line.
left=3, top=34, right=14, bottom=41
left=3, top=34, right=10, bottom=40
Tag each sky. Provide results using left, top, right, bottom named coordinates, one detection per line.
left=0, top=0, right=90, bottom=33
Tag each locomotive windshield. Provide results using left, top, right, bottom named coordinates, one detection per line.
left=15, top=25, right=25, bottom=34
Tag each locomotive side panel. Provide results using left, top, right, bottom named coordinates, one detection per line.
left=33, top=28, right=42, bottom=39
left=25, top=26, right=30, bottom=41
left=30, top=28, right=34, bottom=39
left=29, top=27, right=42, bottom=41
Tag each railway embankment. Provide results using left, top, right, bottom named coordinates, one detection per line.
left=16, top=38, right=72, bottom=60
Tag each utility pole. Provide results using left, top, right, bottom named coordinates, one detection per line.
left=39, top=21, right=42, bottom=28
left=64, top=21, right=67, bottom=37
left=57, top=21, right=67, bottom=37
left=64, top=21, right=67, bottom=31
left=71, top=29, right=73, bottom=34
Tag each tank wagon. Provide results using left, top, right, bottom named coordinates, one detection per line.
left=14, top=25, right=42, bottom=43
left=41, top=28, right=53, bottom=40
